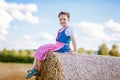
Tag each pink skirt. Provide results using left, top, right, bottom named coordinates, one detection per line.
left=34, top=41, right=64, bottom=61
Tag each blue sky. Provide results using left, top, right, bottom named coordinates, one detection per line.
left=0, top=0, right=120, bottom=51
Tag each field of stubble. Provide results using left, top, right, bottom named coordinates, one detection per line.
left=0, top=62, right=36, bottom=80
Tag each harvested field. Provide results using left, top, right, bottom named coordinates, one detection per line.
left=0, top=53, right=120, bottom=80
left=0, top=62, right=35, bottom=80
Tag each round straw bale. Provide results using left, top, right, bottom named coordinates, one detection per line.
left=36, top=52, right=120, bottom=80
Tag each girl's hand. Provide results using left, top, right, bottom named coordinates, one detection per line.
left=71, top=51, right=77, bottom=54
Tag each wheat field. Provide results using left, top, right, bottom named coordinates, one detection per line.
left=0, top=62, right=36, bottom=80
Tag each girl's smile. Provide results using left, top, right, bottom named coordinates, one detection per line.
left=59, top=14, right=69, bottom=27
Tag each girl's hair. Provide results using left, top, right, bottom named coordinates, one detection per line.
left=58, top=11, right=70, bottom=19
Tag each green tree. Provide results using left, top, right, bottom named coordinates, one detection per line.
left=2, top=48, right=9, bottom=54
left=18, top=50, right=28, bottom=56
left=77, top=48, right=86, bottom=54
left=87, top=50, right=94, bottom=54
left=8, top=49, right=17, bottom=55
left=98, top=43, right=109, bottom=55
left=109, top=44, right=120, bottom=57
left=26, top=50, right=34, bottom=57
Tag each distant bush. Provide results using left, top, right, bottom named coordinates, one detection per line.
left=0, top=49, right=34, bottom=63
left=0, top=53, right=34, bottom=63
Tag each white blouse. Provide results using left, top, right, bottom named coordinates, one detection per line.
left=65, top=27, right=74, bottom=36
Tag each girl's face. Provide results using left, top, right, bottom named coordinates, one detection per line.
left=59, top=14, right=69, bottom=27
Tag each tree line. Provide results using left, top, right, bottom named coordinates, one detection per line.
left=0, top=43, right=120, bottom=57
left=0, top=49, right=34, bottom=63
left=0, top=48, right=34, bottom=57
left=78, top=43, right=120, bottom=57
left=0, top=43, right=119, bottom=63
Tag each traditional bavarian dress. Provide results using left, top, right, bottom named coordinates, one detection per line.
left=34, top=26, right=73, bottom=61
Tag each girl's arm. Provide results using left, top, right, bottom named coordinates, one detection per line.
left=70, top=35, right=77, bottom=54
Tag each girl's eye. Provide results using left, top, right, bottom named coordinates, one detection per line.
left=59, top=18, right=66, bottom=21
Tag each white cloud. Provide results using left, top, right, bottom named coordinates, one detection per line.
left=24, top=12, right=39, bottom=24
left=0, top=32, right=55, bottom=50
left=0, top=0, right=39, bottom=41
left=78, top=21, right=109, bottom=41
left=39, top=32, right=55, bottom=41
left=76, top=20, right=120, bottom=50
left=22, top=35, right=32, bottom=40
left=0, top=34, right=5, bottom=41
left=110, top=34, right=120, bottom=42
left=105, top=19, right=120, bottom=31
left=104, top=19, right=120, bottom=42
left=9, top=9, right=39, bottom=24
left=0, top=10, right=13, bottom=41
left=2, top=38, right=38, bottom=50
left=0, top=0, right=39, bottom=23
left=0, top=10, right=13, bottom=30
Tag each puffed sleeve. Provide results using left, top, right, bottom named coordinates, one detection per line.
left=65, top=27, right=74, bottom=36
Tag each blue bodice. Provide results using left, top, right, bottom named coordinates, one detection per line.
left=56, top=28, right=71, bottom=44
left=55, top=28, right=71, bottom=53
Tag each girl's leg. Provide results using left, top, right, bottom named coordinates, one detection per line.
left=32, top=58, right=41, bottom=71
left=37, top=60, right=42, bottom=72
left=26, top=58, right=39, bottom=78
left=32, top=58, right=38, bottom=69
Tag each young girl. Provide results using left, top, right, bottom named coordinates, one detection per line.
left=26, top=11, right=77, bottom=79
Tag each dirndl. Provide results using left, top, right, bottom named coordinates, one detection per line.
left=34, top=41, right=64, bottom=61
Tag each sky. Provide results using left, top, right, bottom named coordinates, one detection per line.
left=0, top=0, right=120, bottom=51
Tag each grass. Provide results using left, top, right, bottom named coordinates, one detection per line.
left=0, top=62, right=36, bottom=80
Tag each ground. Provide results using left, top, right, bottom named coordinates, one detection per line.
left=0, top=62, right=36, bottom=80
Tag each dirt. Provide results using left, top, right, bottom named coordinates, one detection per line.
left=0, top=62, right=36, bottom=80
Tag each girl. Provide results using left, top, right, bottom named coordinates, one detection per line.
left=26, top=11, right=77, bottom=79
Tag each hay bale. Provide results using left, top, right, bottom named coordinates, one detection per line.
left=36, top=52, right=120, bottom=80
